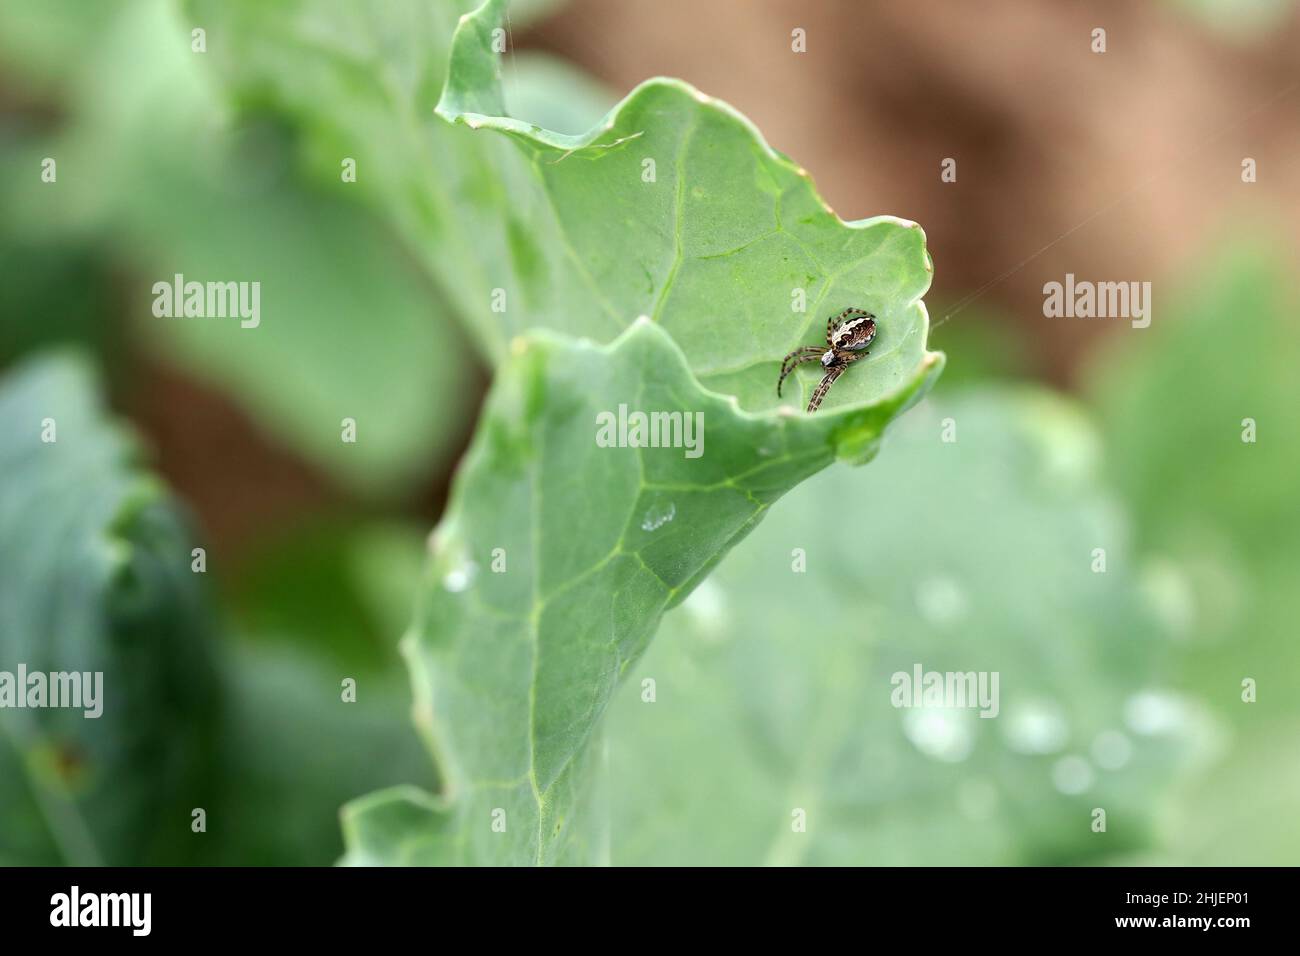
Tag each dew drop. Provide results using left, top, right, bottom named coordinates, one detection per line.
left=957, top=777, right=998, bottom=821
left=442, top=559, right=478, bottom=593
left=1124, top=689, right=1189, bottom=736
left=914, top=575, right=969, bottom=627
left=1002, top=700, right=1069, bottom=755
left=1091, top=730, right=1133, bottom=770
left=682, top=579, right=727, bottom=640
left=641, top=501, right=676, bottom=532
left=1139, top=559, right=1196, bottom=637
left=902, top=708, right=973, bottom=763
left=1051, top=755, right=1094, bottom=794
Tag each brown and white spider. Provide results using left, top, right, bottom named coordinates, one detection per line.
left=776, top=307, right=877, bottom=412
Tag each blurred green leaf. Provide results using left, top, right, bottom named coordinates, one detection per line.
left=200, top=638, right=432, bottom=865
left=194, top=514, right=435, bottom=865
left=341, top=319, right=939, bottom=865
left=1091, top=243, right=1300, bottom=715
left=607, top=389, right=1201, bottom=864
left=925, top=304, right=1032, bottom=393
left=0, top=240, right=125, bottom=370
left=1089, top=240, right=1300, bottom=863
left=0, top=352, right=219, bottom=865
left=1164, top=0, right=1295, bottom=40
left=0, top=0, right=122, bottom=99
left=182, top=0, right=507, bottom=356
left=0, top=0, right=477, bottom=497
left=226, top=521, right=428, bottom=677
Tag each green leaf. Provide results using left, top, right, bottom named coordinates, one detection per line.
left=184, top=0, right=938, bottom=417
left=0, top=353, right=219, bottom=865
left=608, top=390, right=1203, bottom=864
left=437, top=0, right=936, bottom=414
left=342, top=319, right=938, bottom=864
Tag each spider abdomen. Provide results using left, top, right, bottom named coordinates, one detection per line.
left=832, top=313, right=877, bottom=351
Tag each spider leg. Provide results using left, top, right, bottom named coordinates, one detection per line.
left=776, top=347, right=824, bottom=397
left=807, top=363, right=846, bottom=413
left=777, top=347, right=822, bottom=397
left=780, top=348, right=811, bottom=387
left=779, top=345, right=820, bottom=376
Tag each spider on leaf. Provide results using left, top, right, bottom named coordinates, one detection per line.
left=776, top=307, right=877, bottom=412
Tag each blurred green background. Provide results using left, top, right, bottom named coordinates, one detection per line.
left=1, top=0, right=1297, bottom=865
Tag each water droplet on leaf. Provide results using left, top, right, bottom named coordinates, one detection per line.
left=641, top=501, right=676, bottom=532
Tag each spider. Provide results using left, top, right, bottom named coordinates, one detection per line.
left=776, top=307, right=877, bottom=412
